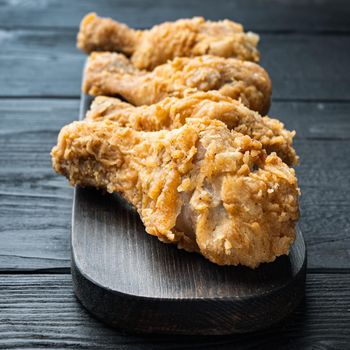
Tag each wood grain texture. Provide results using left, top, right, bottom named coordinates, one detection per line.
left=0, top=273, right=349, bottom=349
left=0, top=99, right=349, bottom=271
left=72, top=183, right=305, bottom=334
left=1, top=31, right=350, bottom=100
left=0, top=99, right=77, bottom=271
left=0, top=0, right=349, bottom=32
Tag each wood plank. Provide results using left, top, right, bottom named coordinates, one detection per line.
left=1, top=31, right=350, bottom=100
left=72, top=180, right=305, bottom=334
left=0, top=0, right=349, bottom=32
left=270, top=101, right=350, bottom=140
left=0, top=99, right=349, bottom=271
left=272, top=102, right=350, bottom=268
left=260, top=35, right=350, bottom=101
left=0, top=53, right=83, bottom=97
left=0, top=99, right=77, bottom=271
left=0, top=29, right=77, bottom=55
left=0, top=273, right=349, bottom=348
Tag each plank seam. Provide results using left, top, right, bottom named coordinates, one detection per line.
left=0, top=268, right=71, bottom=275
left=2, top=26, right=350, bottom=36
left=0, top=268, right=349, bottom=275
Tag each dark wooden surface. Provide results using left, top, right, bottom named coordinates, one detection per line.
left=3, top=32, right=350, bottom=99
left=0, top=0, right=349, bottom=348
left=0, top=273, right=348, bottom=349
left=1, top=273, right=349, bottom=349
left=72, top=172, right=305, bottom=334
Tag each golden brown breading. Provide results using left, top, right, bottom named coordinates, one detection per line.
left=86, top=91, right=297, bottom=166
left=83, top=53, right=271, bottom=114
left=77, top=13, right=260, bottom=70
left=51, top=118, right=299, bottom=268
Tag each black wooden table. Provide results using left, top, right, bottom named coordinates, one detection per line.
left=1, top=1, right=350, bottom=348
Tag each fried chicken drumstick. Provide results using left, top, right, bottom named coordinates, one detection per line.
left=83, top=53, right=271, bottom=114
left=51, top=118, right=299, bottom=268
left=86, top=91, right=297, bottom=166
left=77, top=13, right=259, bottom=70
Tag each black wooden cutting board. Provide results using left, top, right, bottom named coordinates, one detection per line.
left=71, top=94, right=306, bottom=335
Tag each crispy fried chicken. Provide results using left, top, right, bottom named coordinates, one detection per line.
left=86, top=91, right=297, bottom=166
left=77, top=13, right=259, bottom=70
left=51, top=118, right=299, bottom=268
left=83, top=53, right=271, bottom=114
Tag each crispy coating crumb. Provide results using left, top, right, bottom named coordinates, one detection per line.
left=51, top=118, right=299, bottom=268
left=86, top=91, right=298, bottom=166
left=83, top=53, right=271, bottom=114
left=78, top=13, right=260, bottom=70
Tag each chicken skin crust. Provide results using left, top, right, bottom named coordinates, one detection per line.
left=86, top=91, right=297, bottom=166
left=83, top=53, right=271, bottom=115
left=51, top=118, right=299, bottom=268
left=77, top=13, right=260, bottom=70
